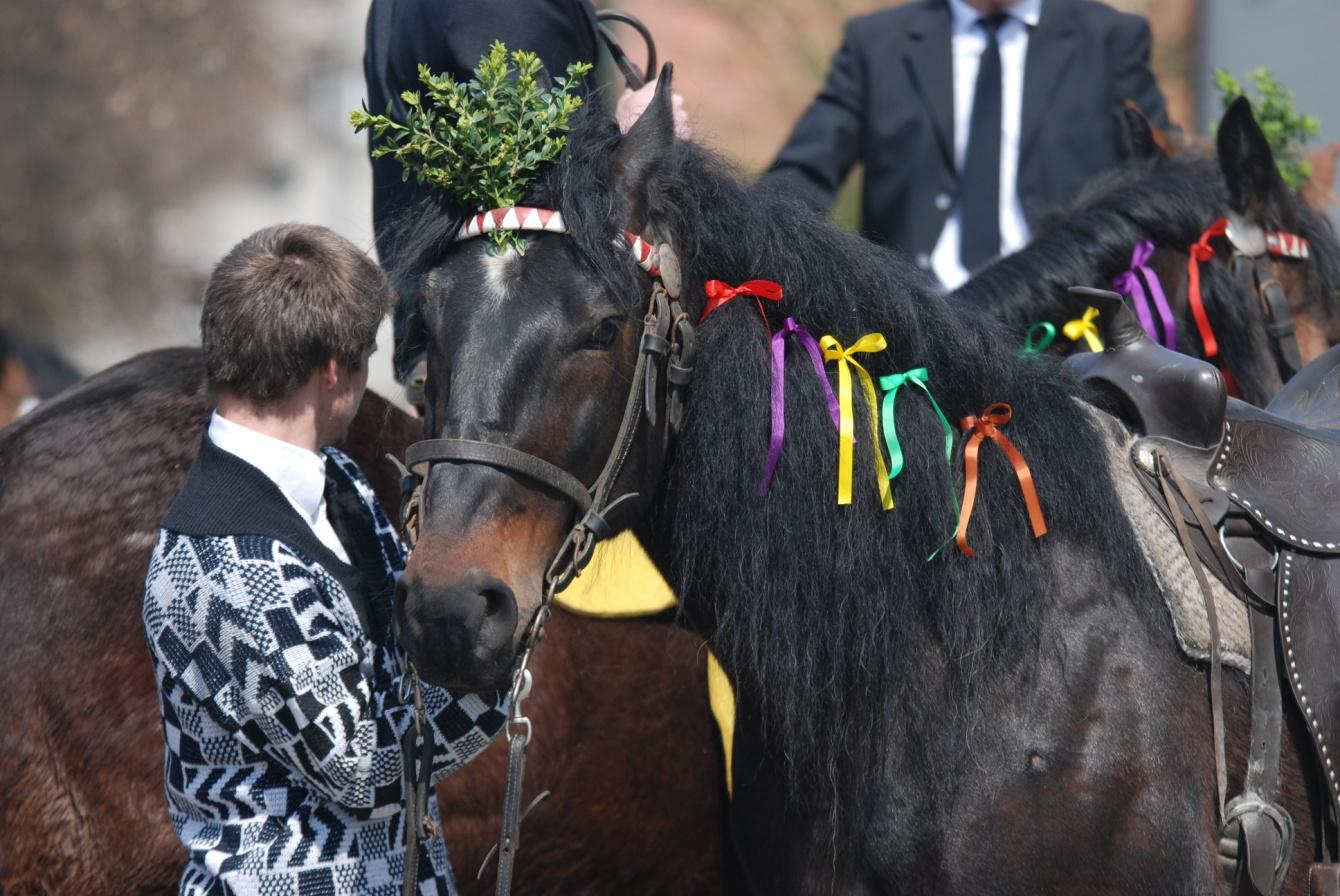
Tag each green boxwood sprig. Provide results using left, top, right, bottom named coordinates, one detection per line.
left=351, top=41, right=591, bottom=252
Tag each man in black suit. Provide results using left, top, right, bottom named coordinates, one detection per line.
left=764, top=0, right=1173, bottom=289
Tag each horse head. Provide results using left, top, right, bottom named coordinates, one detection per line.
left=1215, top=95, right=1340, bottom=366
left=393, top=69, right=683, bottom=690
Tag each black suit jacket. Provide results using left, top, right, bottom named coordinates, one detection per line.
left=763, top=0, right=1172, bottom=272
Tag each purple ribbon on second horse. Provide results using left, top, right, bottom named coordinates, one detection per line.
left=1112, top=240, right=1176, bottom=349
left=758, top=317, right=841, bottom=496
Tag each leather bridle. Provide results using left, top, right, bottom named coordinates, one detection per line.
left=395, top=206, right=694, bottom=896
left=1224, top=214, right=1312, bottom=381
left=392, top=12, right=668, bottom=894
left=397, top=208, right=694, bottom=613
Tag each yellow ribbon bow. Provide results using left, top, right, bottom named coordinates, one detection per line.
left=1062, top=306, right=1104, bottom=353
left=820, top=333, right=894, bottom=510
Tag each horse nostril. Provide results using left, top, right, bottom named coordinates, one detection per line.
left=479, top=583, right=514, bottom=619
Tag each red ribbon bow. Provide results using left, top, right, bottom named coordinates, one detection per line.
left=700, top=279, right=784, bottom=331
left=954, top=403, right=1048, bottom=557
left=1186, top=219, right=1242, bottom=396
left=1187, top=219, right=1228, bottom=360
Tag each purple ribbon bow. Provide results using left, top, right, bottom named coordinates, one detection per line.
left=1112, top=240, right=1176, bottom=349
left=758, top=317, right=841, bottom=496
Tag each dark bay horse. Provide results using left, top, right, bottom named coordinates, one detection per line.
left=0, top=348, right=729, bottom=894
left=954, top=98, right=1340, bottom=408
left=393, top=70, right=1329, bottom=893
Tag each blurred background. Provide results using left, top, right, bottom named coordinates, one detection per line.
left=0, top=0, right=1336, bottom=417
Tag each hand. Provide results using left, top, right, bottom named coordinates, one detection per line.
left=616, top=83, right=691, bottom=140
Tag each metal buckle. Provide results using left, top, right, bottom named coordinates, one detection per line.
left=507, top=668, right=533, bottom=745
left=1226, top=214, right=1267, bottom=258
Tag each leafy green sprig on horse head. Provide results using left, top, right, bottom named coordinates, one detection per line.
left=351, top=41, right=591, bottom=253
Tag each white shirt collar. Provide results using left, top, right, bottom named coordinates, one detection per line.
left=947, top=0, right=1044, bottom=35
left=207, top=411, right=329, bottom=524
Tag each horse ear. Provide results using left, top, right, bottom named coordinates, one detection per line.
left=1217, top=95, right=1293, bottom=223
left=1121, top=100, right=1170, bottom=162
left=613, top=63, right=677, bottom=233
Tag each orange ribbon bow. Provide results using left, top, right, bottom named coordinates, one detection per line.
left=700, top=279, right=784, bottom=331
left=954, top=403, right=1048, bottom=557
left=1187, top=219, right=1228, bottom=360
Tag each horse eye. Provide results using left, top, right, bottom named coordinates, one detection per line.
left=584, top=316, right=625, bottom=351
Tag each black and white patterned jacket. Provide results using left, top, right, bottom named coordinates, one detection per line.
left=142, top=434, right=507, bottom=896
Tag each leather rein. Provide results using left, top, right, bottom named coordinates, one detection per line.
left=396, top=207, right=694, bottom=896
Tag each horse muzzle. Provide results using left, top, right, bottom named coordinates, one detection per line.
left=394, top=565, right=521, bottom=690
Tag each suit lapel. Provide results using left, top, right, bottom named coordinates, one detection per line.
left=1020, top=0, right=1078, bottom=164
left=904, top=1, right=955, bottom=171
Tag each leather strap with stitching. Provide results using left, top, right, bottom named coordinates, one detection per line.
left=406, top=439, right=593, bottom=514
left=1153, top=446, right=1228, bottom=820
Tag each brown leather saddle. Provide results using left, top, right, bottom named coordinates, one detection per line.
left=1065, top=287, right=1340, bottom=896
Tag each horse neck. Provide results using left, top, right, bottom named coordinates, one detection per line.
left=647, top=199, right=1155, bottom=691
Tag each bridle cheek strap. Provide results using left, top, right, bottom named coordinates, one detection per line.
left=1222, top=216, right=1311, bottom=382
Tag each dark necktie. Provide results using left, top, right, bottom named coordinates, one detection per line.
left=323, top=469, right=391, bottom=638
left=960, top=12, right=1009, bottom=272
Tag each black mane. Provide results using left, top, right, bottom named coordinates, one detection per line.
left=951, top=153, right=1284, bottom=405
left=387, top=110, right=1167, bottom=856
left=1293, top=200, right=1340, bottom=338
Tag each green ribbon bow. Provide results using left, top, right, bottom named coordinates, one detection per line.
left=879, top=367, right=955, bottom=484
left=1022, top=321, right=1057, bottom=356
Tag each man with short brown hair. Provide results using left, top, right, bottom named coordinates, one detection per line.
left=143, top=222, right=506, bottom=895
left=200, top=222, right=391, bottom=404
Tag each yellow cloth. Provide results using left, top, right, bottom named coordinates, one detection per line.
left=706, top=651, right=736, bottom=795
left=553, top=531, right=737, bottom=795
left=553, top=531, right=678, bottom=616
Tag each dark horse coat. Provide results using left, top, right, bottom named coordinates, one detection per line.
left=382, top=75, right=1331, bottom=894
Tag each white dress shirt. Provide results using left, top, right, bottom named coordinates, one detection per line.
left=930, top=0, right=1044, bottom=290
left=207, top=411, right=351, bottom=564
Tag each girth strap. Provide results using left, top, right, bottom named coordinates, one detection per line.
left=406, top=439, right=593, bottom=514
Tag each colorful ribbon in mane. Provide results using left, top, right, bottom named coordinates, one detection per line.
left=1062, top=306, right=1104, bottom=353
left=757, top=317, right=841, bottom=496
left=1112, top=240, right=1176, bottom=349
left=820, top=334, right=894, bottom=510
left=1022, top=322, right=1057, bottom=356
left=1188, top=219, right=1228, bottom=360
left=699, top=279, right=784, bottom=331
left=954, top=403, right=1048, bottom=557
left=879, top=367, right=954, bottom=483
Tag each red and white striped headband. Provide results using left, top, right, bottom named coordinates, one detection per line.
left=1265, top=231, right=1310, bottom=260
left=455, top=206, right=661, bottom=277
